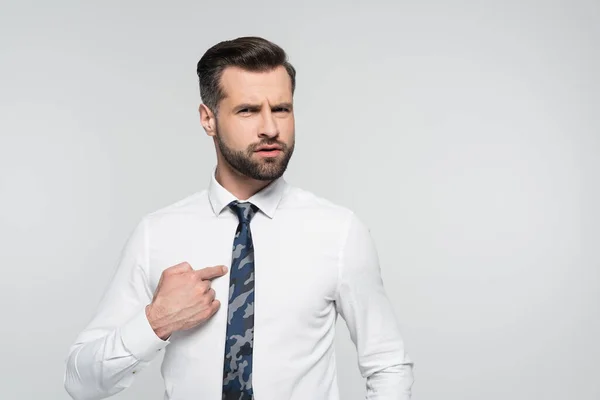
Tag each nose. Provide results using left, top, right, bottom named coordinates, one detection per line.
left=258, top=108, right=279, bottom=138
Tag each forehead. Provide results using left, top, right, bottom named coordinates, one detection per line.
left=219, top=65, right=292, bottom=106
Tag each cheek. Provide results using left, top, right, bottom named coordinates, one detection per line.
left=278, top=118, right=295, bottom=140
left=220, top=119, right=257, bottom=147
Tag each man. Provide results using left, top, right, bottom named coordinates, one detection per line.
left=64, top=36, right=414, bottom=400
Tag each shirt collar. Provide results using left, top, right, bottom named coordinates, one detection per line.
left=207, top=166, right=288, bottom=219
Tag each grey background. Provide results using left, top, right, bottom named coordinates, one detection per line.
left=1, top=0, right=599, bottom=399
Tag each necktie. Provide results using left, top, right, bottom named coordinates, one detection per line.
left=222, top=200, right=259, bottom=400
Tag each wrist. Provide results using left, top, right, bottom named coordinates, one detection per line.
left=145, top=303, right=173, bottom=341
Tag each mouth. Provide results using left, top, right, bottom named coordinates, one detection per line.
left=255, top=146, right=283, bottom=157
left=256, top=148, right=281, bottom=157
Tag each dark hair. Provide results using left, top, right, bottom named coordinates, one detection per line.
left=196, top=36, right=296, bottom=114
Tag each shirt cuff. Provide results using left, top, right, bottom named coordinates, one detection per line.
left=120, top=307, right=170, bottom=362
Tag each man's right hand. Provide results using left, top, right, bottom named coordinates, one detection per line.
left=145, top=262, right=228, bottom=340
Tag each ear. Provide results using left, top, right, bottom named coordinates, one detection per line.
left=199, top=103, right=217, bottom=137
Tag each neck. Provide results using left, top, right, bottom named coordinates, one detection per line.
left=214, top=161, right=273, bottom=201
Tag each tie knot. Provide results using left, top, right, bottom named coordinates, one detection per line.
left=228, top=201, right=259, bottom=224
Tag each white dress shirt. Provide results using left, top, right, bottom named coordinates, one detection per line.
left=63, top=168, right=414, bottom=400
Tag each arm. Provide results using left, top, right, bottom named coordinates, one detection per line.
left=63, top=218, right=170, bottom=400
left=334, top=213, right=414, bottom=399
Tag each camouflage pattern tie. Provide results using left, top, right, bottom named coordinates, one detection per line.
left=222, top=200, right=259, bottom=400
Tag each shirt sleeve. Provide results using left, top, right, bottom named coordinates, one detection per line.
left=334, top=212, right=415, bottom=399
left=63, top=217, right=170, bottom=400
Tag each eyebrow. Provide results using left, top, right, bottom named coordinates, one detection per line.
left=233, top=102, right=293, bottom=113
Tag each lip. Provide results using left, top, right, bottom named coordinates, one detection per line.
left=255, top=145, right=283, bottom=152
left=255, top=148, right=282, bottom=157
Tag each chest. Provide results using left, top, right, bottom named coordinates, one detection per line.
left=147, top=214, right=342, bottom=326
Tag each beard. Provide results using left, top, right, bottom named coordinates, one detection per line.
left=214, top=125, right=295, bottom=181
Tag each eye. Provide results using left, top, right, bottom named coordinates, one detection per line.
left=273, top=107, right=291, bottom=113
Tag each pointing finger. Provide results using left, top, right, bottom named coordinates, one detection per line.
left=196, top=265, right=228, bottom=281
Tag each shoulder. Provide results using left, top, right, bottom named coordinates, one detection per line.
left=282, top=184, right=352, bottom=214
left=281, top=184, right=369, bottom=234
left=138, top=190, right=209, bottom=230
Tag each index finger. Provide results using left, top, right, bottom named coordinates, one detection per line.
left=195, top=265, right=228, bottom=280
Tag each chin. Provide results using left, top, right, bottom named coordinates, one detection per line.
left=256, top=164, right=287, bottom=180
